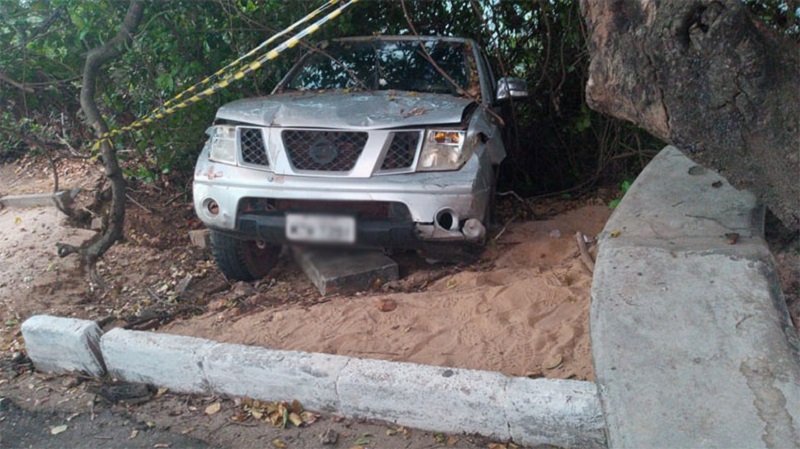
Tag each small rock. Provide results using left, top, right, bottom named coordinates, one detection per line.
left=245, top=293, right=269, bottom=307
left=175, top=275, right=194, bottom=297
left=231, top=281, right=255, bottom=298
left=62, top=377, right=80, bottom=389
left=375, top=298, right=397, bottom=312
left=320, top=428, right=339, bottom=445
left=208, top=298, right=228, bottom=312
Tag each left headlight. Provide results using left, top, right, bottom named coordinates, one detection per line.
left=207, top=125, right=237, bottom=165
left=416, top=130, right=471, bottom=172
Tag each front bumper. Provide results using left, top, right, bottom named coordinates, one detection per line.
left=193, top=148, right=492, bottom=247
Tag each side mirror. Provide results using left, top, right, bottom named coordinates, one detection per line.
left=496, top=77, right=529, bottom=101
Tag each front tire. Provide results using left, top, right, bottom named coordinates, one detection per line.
left=210, top=230, right=279, bottom=281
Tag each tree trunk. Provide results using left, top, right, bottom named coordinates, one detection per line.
left=580, top=0, right=800, bottom=230
left=56, top=0, right=145, bottom=284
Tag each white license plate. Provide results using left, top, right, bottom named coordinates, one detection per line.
left=285, top=214, right=356, bottom=244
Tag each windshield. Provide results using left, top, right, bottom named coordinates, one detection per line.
left=279, top=39, right=478, bottom=96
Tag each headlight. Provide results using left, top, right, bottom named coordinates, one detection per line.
left=207, top=125, right=237, bottom=165
left=417, top=130, right=471, bottom=171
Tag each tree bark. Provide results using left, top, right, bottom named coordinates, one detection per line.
left=57, top=0, right=145, bottom=284
left=581, top=0, right=800, bottom=230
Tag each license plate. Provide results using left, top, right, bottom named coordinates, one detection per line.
left=285, top=213, right=356, bottom=244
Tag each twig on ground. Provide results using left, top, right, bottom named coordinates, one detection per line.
left=498, top=190, right=536, bottom=218
left=575, top=232, right=595, bottom=273
left=494, top=213, right=518, bottom=242
left=125, top=194, right=152, bottom=214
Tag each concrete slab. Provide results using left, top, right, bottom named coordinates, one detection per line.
left=506, top=378, right=606, bottom=448
left=0, top=190, right=75, bottom=209
left=591, top=146, right=800, bottom=449
left=602, top=146, right=764, bottom=244
left=188, top=229, right=210, bottom=249
left=292, top=247, right=398, bottom=296
left=203, top=344, right=349, bottom=413
left=21, top=316, right=105, bottom=377
left=337, top=358, right=511, bottom=440
left=100, top=329, right=213, bottom=393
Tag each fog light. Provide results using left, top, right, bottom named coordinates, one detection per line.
left=206, top=199, right=220, bottom=216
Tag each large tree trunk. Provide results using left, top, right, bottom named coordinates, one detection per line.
left=581, top=0, right=800, bottom=230
left=56, top=0, right=144, bottom=285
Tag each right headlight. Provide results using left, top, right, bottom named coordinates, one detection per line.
left=416, top=130, right=472, bottom=172
left=206, top=125, right=237, bottom=165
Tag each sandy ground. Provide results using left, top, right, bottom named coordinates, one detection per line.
left=164, top=205, right=611, bottom=380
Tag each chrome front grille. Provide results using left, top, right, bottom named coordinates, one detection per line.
left=239, top=127, right=269, bottom=166
left=282, top=130, right=368, bottom=172
left=380, top=131, right=420, bottom=170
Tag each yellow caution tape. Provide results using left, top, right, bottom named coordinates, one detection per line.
left=92, top=0, right=358, bottom=152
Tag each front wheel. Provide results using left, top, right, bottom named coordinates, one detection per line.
left=210, top=230, right=280, bottom=281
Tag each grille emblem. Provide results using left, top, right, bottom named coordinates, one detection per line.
left=309, top=139, right=339, bottom=165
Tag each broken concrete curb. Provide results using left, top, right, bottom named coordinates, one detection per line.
left=101, top=328, right=212, bottom=393
left=21, top=315, right=106, bottom=377
left=203, top=343, right=349, bottom=413
left=591, top=146, right=800, bottom=448
left=25, top=321, right=605, bottom=448
left=0, top=189, right=77, bottom=209
left=337, top=357, right=510, bottom=440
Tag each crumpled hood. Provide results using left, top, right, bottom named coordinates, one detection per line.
left=215, top=91, right=474, bottom=129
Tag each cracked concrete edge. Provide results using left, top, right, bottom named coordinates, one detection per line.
left=0, top=189, right=78, bottom=209
left=591, top=145, right=800, bottom=448
left=24, top=321, right=605, bottom=448
left=21, top=315, right=106, bottom=377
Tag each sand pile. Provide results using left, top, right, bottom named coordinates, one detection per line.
left=163, top=205, right=611, bottom=380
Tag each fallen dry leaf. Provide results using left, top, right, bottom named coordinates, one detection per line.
left=447, top=436, right=459, bottom=446
left=288, top=412, right=303, bottom=427
left=50, top=425, right=68, bottom=435
left=129, top=430, right=139, bottom=440
left=153, top=444, right=171, bottom=449
left=609, top=229, right=621, bottom=238
left=544, top=354, right=563, bottom=370
left=375, top=298, right=397, bottom=312
left=204, top=402, right=221, bottom=415
left=272, top=439, right=286, bottom=448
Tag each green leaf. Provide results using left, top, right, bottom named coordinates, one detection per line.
left=354, top=434, right=372, bottom=445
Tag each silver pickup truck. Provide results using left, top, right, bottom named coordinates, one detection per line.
left=193, top=35, right=528, bottom=280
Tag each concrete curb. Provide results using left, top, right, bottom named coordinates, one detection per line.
left=21, top=315, right=106, bottom=377
left=24, top=320, right=606, bottom=448
left=0, top=189, right=77, bottom=209
left=591, top=146, right=800, bottom=448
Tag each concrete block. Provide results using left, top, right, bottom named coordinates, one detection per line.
left=203, top=344, right=350, bottom=413
left=0, top=190, right=74, bottom=209
left=602, top=146, right=764, bottom=245
left=506, top=378, right=606, bottom=449
left=101, top=328, right=213, bottom=393
left=592, top=245, right=800, bottom=449
left=293, top=248, right=398, bottom=296
left=337, top=358, right=510, bottom=440
left=591, top=146, right=800, bottom=449
left=21, top=316, right=105, bottom=377
left=188, top=229, right=210, bottom=249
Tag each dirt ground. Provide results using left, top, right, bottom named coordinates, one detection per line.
left=0, top=156, right=612, bottom=381
left=163, top=205, right=609, bottom=380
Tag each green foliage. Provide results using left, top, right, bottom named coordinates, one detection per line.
left=608, top=179, right=634, bottom=209
left=0, top=0, right=661, bottom=192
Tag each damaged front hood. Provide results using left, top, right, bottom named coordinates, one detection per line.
left=215, top=91, right=474, bottom=129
